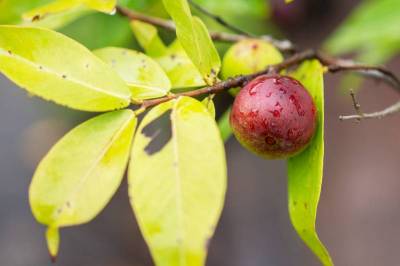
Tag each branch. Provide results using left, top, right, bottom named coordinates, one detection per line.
left=115, top=5, right=294, bottom=52
left=339, top=99, right=400, bottom=121
left=139, top=50, right=400, bottom=109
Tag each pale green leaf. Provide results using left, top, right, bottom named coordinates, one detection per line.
left=30, top=110, right=137, bottom=257
left=161, top=0, right=221, bottom=85
left=0, top=0, right=49, bottom=24
left=0, top=26, right=131, bottom=111
left=287, top=60, right=333, bottom=266
left=131, top=20, right=205, bottom=88
left=218, top=107, right=233, bottom=142
left=325, top=0, right=400, bottom=64
left=46, top=227, right=59, bottom=259
left=157, top=40, right=206, bottom=88
left=130, top=20, right=167, bottom=57
left=23, top=0, right=116, bottom=20
left=201, top=96, right=215, bottom=118
left=129, top=96, right=227, bottom=266
left=94, top=47, right=171, bottom=100
left=23, top=6, right=92, bottom=30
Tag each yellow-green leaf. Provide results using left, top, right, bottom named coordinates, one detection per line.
left=0, top=26, right=131, bottom=111
left=30, top=110, right=137, bottom=257
left=130, top=21, right=205, bottom=88
left=23, top=6, right=92, bottom=30
left=130, top=20, right=167, bottom=57
left=23, top=0, right=116, bottom=20
left=201, top=96, right=215, bottom=118
left=157, top=40, right=206, bottom=88
left=218, top=107, right=233, bottom=142
left=129, top=96, right=227, bottom=266
left=161, top=0, right=221, bottom=85
left=94, top=47, right=171, bottom=100
left=287, top=60, right=332, bottom=266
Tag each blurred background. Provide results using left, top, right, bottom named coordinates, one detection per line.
left=0, top=0, right=399, bottom=265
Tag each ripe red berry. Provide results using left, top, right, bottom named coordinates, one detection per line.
left=230, top=75, right=317, bottom=159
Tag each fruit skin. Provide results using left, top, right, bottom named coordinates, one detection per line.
left=230, top=75, right=317, bottom=159
left=222, top=39, right=283, bottom=95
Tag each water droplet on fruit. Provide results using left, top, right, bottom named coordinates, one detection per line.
left=289, top=95, right=296, bottom=103
left=279, top=87, right=287, bottom=94
left=249, top=86, right=257, bottom=95
left=266, top=91, right=272, bottom=97
left=273, top=78, right=282, bottom=85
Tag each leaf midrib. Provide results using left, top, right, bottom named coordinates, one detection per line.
left=0, top=49, right=130, bottom=100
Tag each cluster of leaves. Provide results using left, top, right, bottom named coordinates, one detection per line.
left=7, top=0, right=398, bottom=265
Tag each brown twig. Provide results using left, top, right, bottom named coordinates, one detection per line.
left=116, top=6, right=400, bottom=118
left=139, top=49, right=400, bottom=109
left=115, top=5, right=295, bottom=52
left=339, top=100, right=400, bottom=121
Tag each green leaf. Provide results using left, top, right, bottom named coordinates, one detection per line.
left=201, top=96, right=215, bottom=118
left=0, top=0, right=50, bottom=24
left=94, top=47, right=171, bottom=100
left=325, top=0, right=400, bottom=64
left=30, top=110, right=137, bottom=258
left=157, top=40, right=206, bottom=88
left=130, top=20, right=168, bottom=57
left=129, top=96, right=227, bottom=266
left=23, top=0, right=116, bottom=20
left=218, top=107, right=233, bottom=142
left=23, top=6, right=92, bottom=30
left=287, top=60, right=332, bottom=266
left=0, top=26, right=131, bottom=111
left=130, top=21, right=205, bottom=88
left=161, top=0, right=221, bottom=85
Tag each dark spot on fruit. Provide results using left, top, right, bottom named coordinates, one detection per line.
left=270, top=110, right=280, bottom=117
left=251, top=43, right=258, bottom=50
left=304, top=202, right=308, bottom=209
left=7, top=50, right=12, bottom=55
left=62, top=74, right=67, bottom=79
left=293, top=201, right=297, bottom=206
left=32, top=15, right=40, bottom=22
left=265, top=136, right=276, bottom=145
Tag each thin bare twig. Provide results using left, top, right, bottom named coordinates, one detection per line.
left=116, top=5, right=295, bottom=52
left=188, top=0, right=253, bottom=37
left=348, top=89, right=363, bottom=121
left=339, top=100, right=400, bottom=121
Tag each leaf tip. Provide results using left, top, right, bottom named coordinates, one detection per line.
left=46, top=227, right=60, bottom=262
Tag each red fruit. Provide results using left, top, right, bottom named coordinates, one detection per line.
left=230, top=75, right=317, bottom=159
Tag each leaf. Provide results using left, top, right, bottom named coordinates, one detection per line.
left=129, top=96, right=227, bottom=266
left=324, top=0, right=400, bottom=64
left=23, top=6, right=93, bottom=30
left=218, top=107, right=233, bottom=142
left=30, top=110, right=137, bottom=258
left=94, top=47, right=171, bottom=100
left=287, top=60, right=332, bottom=266
left=161, top=0, right=221, bottom=85
left=130, top=20, right=168, bottom=57
left=201, top=96, right=215, bottom=118
left=0, top=26, right=131, bottom=111
left=156, top=40, right=206, bottom=88
left=23, top=0, right=116, bottom=21
left=0, top=0, right=49, bottom=24
left=131, top=20, right=205, bottom=88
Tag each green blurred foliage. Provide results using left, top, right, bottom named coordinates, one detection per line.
left=325, top=0, right=400, bottom=64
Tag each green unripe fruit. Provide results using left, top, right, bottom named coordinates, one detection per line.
left=222, top=39, right=283, bottom=95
